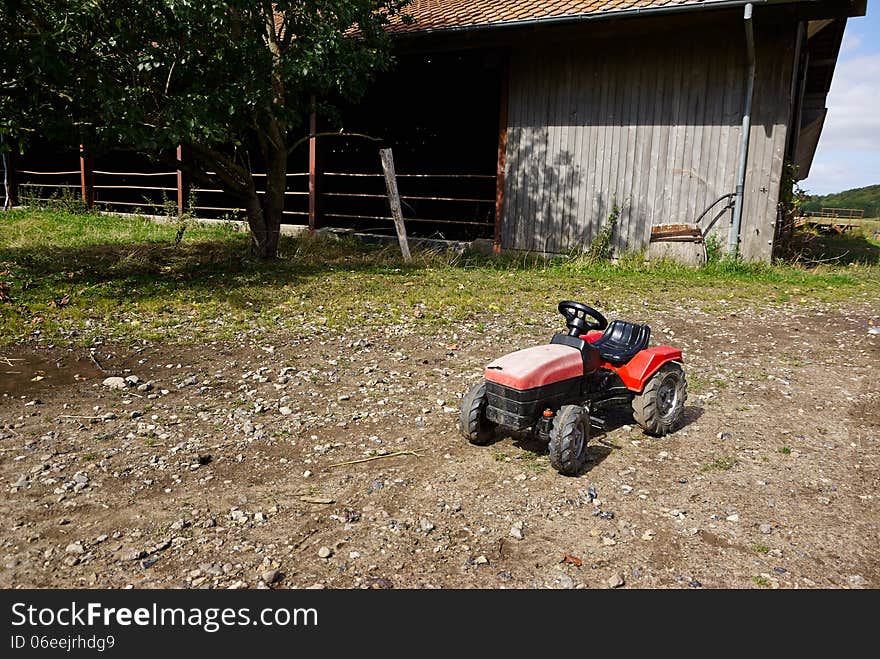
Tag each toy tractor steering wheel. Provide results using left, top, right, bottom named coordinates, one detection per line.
left=558, top=300, right=609, bottom=336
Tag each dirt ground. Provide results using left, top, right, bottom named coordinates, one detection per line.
left=1, top=297, right=878, bottom=589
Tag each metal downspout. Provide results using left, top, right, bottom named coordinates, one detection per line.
left=729, top=3, right=756, bottom=255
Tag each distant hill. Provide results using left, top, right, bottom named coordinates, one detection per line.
left=801, top=184, right=880, bottom=218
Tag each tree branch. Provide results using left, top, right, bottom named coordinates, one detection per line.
left=288, top=131, right=381, bottom=155
left=185, top=142, right=251, bottom=196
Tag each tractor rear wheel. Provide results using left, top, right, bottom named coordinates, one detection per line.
left=632, top=362, right=687, bottom=436
left=459, top=381, right=495, bottom=445
left=548, top=405, right=590, bottom=476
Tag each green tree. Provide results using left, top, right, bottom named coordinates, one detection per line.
left=2, top=0, right=408, bottom=258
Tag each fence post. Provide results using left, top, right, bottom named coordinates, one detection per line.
left=79, top=144, right=94, bottom=209
left=3, top=146, right=18, bottom=209
left=176, top=145, right=189, bottom=217
left=379, top=147, right=411, bottom=263
left=308, top=97, right=317, bottom=234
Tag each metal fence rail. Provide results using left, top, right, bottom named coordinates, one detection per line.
left=12, top=155, right=496, bottom=239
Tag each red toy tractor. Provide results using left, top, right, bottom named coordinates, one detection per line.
left=459, top=301, right=687, bottom=476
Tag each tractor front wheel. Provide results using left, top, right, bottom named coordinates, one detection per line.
left=459, top=381, right=495, bottom=445
left=548, top=405, right=590, bottom=476
left=632, top=362, right=687, bottom=436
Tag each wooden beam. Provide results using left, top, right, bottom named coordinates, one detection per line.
left=176, top=145, right=189, bottom=216
left=379, top=148, right=412, bottom=262
left=79, top=144, right=94, bottom=209
left=494, top=57, right=510, bottom=254
left=4, top=148, right=18, bottom=208
left=308, top=97, right=317, bottom=235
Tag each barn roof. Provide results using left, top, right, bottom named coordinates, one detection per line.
left=386, top=0, right=750, bottom=35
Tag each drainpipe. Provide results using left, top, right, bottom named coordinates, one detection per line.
left=729, top=2, right=756, bottom=256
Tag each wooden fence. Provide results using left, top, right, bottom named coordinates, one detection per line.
left=11, top=146, right=496, bottom=241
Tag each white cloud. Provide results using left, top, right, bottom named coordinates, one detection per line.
left=840, top=32, right=862, bottom=54
left=802, top=151, right=880, bottom=195
left=816, top=54, right=880, bottom=152
left=803, top=48, right=880, bottom=194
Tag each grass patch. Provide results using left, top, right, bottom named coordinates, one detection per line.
left=751, top=543, right=771, bottom=554
left=752, top=576, right=772, bottom=588
left=701, top=457, right=737, bottom=473
left=492, top=450, right=510, bottom=463
left=778, top=446, right=792, bottom=455
left=1, top=209, right=878, bottom=347
left=516, top=451, right=548, bottom=475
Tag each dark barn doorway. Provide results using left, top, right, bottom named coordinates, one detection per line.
left=318, top=49, right=504, bottom=241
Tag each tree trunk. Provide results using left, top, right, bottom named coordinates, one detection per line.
left=242, top=150, right=286, bottom=259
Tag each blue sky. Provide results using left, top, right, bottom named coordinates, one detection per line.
left=802, top=2, right=880, bottom=195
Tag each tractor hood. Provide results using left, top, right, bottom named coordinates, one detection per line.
left=484, top=344, right=583, bottom=391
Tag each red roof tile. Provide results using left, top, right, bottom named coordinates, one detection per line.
left=387, top=0, right=735, bottom=34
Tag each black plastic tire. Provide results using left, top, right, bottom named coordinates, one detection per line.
left=548, top=405, right=590, bottom=476
left=459, top=380, right=495, bottom=445
left=632, top=362, right=687, bottom=436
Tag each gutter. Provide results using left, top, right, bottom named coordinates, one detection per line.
left=729, top=3, right=757, bottom=255
left=394, top=0, right=777, bottom=38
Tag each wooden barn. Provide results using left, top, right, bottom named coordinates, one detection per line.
left=12, top=1, right=865, bottom=262
left=322, top=0, right=865, bottom=261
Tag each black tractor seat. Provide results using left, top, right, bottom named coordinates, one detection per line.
left=591, top=320, right=651, bottom=364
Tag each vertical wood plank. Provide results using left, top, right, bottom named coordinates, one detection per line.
left=79, top=144, right=94, bottom=210
left=379, top=148, right=411, bottom=262
left=494, top=57, right=510, bottom=254
left=176, top=144, right=189, bottom=217
left=308, top=100, right=317, bottom=234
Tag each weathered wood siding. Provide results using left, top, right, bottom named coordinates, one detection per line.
left=502, top=23, right=796, bottom=261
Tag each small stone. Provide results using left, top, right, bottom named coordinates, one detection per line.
left=279, top=406, right=292, bottom=416
left=726, top=514, right=740, bottom=522
left=73, top=471, right=89, bottom=485
left=102, top=377, right=127, bottom=390
left=261, top=569, right=281, bottom=584
left=420, top=518, right=435, bottom=533
left=759, top=524, right=773, bottom=535
left=641, top=530, right=655, bottom=541
left=365, top=577, right=393, bottom=589
left=607, top=572, right=625, bottom=588
left=601, top=537, right=617, bottom=546
left=717, top=431, right=732, bottom=440
left=553, top=572, right=575, bottom=589
left=473, top=555, right=489, bottom=565
left=848, top=575, right=867, bottom=588
left=102, top=412, right=118, bottom=421
left=509, top=524, right=524, bottom=540
left=130, top=410, right=143, bottom=419
left=125, top=375, right=141, bottom=385
left=65, top=541, right=85, bottom=555
left=818, top=496, right=831, bottom=505
left=303, top=470, right=312, bottom=478
left=317, top=546, right=333, bottom=559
